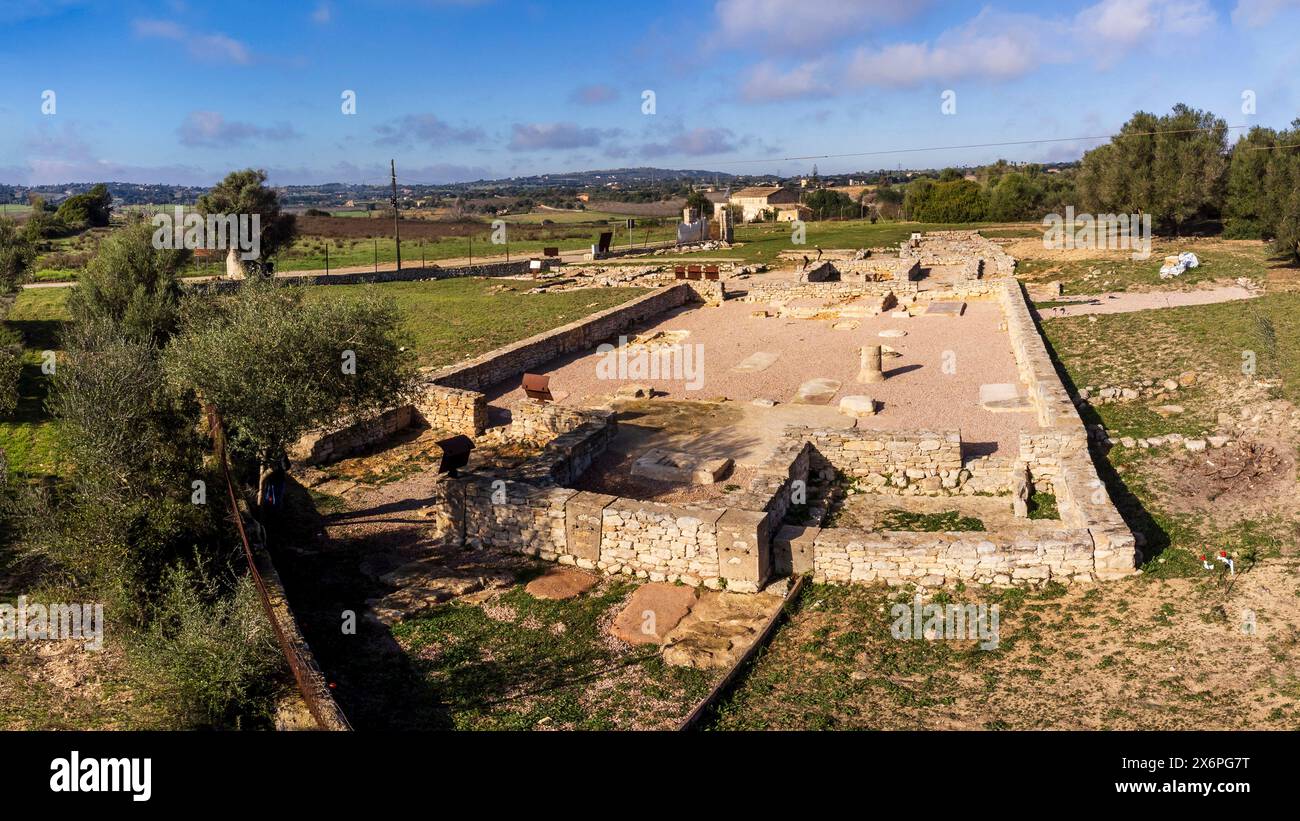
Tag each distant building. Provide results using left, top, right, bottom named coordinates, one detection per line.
left=729, top=185, right=800, bottom=222
left=775, top=204, right=812, bottom=222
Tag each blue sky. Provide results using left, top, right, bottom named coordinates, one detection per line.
left=2, top=0, right=1298, bottom=185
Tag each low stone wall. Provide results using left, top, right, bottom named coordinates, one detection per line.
left=901, top=230, right=1016, bottom=277
left=796, top=427, right=968, bottom=494
left=507, top=399, right=601, bottom=444
left=736, top=279, right=917, bottom=304
left=683, top=279, right=726, bottom=305
left=190, top=259, right=543, bottom=293
left=431, top=284, right=697, bottom=392
left=464, top=478, right=574, bottom=558
left=832, top=258, right=920, bottom=281
left=458, top=479, right=769, bottom=591
left=996, top=279, right=1136, bottom=578
left=413, top=382, right=487, bottom=436
left=514, top=411, right=617, bottom=486
left=597, top=500, right=725, bottom=586
left=289, top=405, right=414, bottom=466
left=803, top=526, right=1097, bottom=586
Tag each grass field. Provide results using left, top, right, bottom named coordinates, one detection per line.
left=277, top=226, right=677, bottom=271
left=1041, top=290, right=1299, bottom=576
left=309, top=278, right=648, bottom=367
left=0, top=288, right=68, bottom=478
left=391, top=578, right=711, bottom=730
left=1015, top=239, right=1280, bottom=295
left=1042, top=292, right=1300, bottom=439
left=498, top=209, right=668, bottom=224
left=708, top=568, right=1300, bottom=730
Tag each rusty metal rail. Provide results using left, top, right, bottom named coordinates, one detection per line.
left=207, top=406, right=352, bottom=731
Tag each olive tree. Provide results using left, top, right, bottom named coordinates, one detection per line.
left=163, top=278, right=415, bottom=494
left=69, top=218, right=190, bottom=346
left=196, top=169, right=297, bottom=274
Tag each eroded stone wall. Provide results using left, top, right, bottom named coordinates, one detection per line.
left=290, top=405, right=414, bottom=466
left=414, top=383, right=487, bottom=436
left=431, top=285, right=697, bottom=392
left=737, top=279, right=918, bottom=304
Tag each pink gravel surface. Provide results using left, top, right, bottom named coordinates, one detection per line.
left=487, top=298, right=1041, bottom=457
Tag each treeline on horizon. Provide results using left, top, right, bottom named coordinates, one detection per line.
left=894, top=104, right=1300, bottom=261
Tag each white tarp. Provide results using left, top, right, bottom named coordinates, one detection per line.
left=1159, top=251, right=1200, bottom=279
left=676, top=218, right=708, bottom=244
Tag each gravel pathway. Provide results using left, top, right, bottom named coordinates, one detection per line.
left=1037, top=285, right=1259, bottom=318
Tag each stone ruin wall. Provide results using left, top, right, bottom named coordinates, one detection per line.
left=780, top=525, right=1097, bottom=587
left=293, top=237, right=1134, bottom=591
left=289, top=405, right=415, bottom=466
left=291, top=282, right=709, bottom=466
left=769, top=277, right=1134, bottom=588
left=900, top=230, right=1017, bottom=278
left=737, top=278, right=919, bottom=304
left=430, top=284, right=698, bottom=393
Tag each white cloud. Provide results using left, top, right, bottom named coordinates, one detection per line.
left=374, top=114, right=485, bottom=147
left=132, top=18, right=254, bottom=64
left=847, top=9, right=1061, bottom=88
left=742, top=60, right=835, bottom=102
left=311, top=2, right=332, bottom=24
left=177, top=111, right=300, bottom=147
left=1077, top=0, right=1215, bottom=64
left=507, top=122, right=616, bottom=151
left=641, top=127, right=736, bottom=157
left=748, top=1, right=1216, bottom=96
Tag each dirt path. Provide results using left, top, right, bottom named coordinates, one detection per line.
left=1036, top=285, right=1259, bottom=317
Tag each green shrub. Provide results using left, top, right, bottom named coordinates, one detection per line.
left=132, top=566, right=283, bottom=729
left=0, top=346, right=18, bottom=419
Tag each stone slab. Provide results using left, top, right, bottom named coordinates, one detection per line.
left=610, top=583, right=699, bottom=645
left=731, top=351, right=780, bottom=373
left=525, top=566, right=599, bottom=600
left=630, top=448, right=733, bottom=484
left=979, top=382, right=1033, bottom=412
left=661, top=591, right=782, bottom=669
left=839, top=395, right=877, bottom=417
left=793, top=377, right=842, bottom=405
left=923, top=301, right=966, bottom=317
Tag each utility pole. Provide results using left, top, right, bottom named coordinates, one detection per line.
left=391, top=159, right=402, bottom=272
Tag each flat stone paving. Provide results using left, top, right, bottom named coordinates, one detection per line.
left=487, top=297, right=1040, bottom=457
left=524, top=566, right=599, bottom=600
left=610, top=583, right=699, bottom=645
